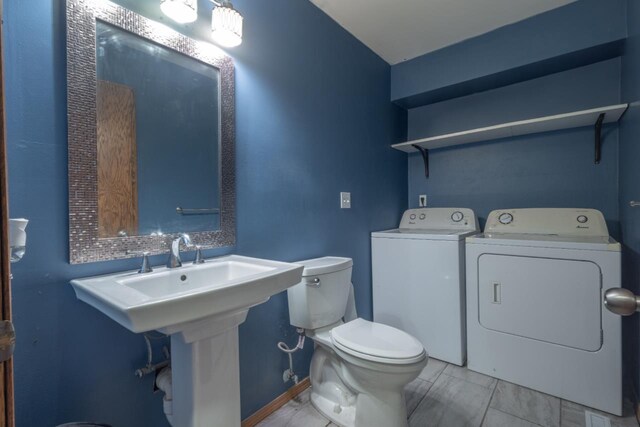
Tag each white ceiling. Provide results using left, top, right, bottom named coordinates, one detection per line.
left=309, top=0, right=576, bottom=65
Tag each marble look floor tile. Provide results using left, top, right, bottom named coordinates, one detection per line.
left=409, top=372, right=495, bottom=427
left=418, top=358, right=448, bottom=382
left=405, top=377, right=433, bottom=417
left=443, top=364, right=498, bottom=389
left=256, top=391, right=308, bottom=424
left=257, top=402, right=330, bottom=427
left=257, top=389, right=331, bottom=427
left=490, top=381, right=560, bottom=427
left=482, top=408, right=542, bottom=427
left=560, top=399, right=639, bottom=427
left=255, top=369, right=639, bottom=427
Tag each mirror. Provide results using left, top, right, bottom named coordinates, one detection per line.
left=96, top=22, right=220, bottom=238
left=67, top=0, right=235, bottom=263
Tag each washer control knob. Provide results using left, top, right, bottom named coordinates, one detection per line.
left=498, top=213, right=513, bottom=225
left=419, top=214, right=426, bottom=220
left=451, top=211, right=464, bottom=222
left=577, top=215, right=588, bottom=224
left=409, top=214, right=416, bottom=220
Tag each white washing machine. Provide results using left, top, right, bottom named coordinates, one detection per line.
left=372, top=208, right=480, bottom=366
left=466, top=208, right=622, bottom=415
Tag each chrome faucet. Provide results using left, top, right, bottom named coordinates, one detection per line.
left=126, top=250, right=153, bottom=274
left=167, top=233, right=193, bottom=268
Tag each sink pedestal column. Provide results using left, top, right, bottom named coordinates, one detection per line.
left=161, top=309, right=250, bottom=427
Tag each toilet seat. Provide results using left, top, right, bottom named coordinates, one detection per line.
left=331, top=318, right=426, bottom=365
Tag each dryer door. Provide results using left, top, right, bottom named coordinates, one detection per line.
left=477, top=254, right=602, bottom=351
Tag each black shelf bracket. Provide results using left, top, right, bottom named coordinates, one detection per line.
left=413, top=144, right=429, bottom=178
left=594, top=112, right=605, bottom=164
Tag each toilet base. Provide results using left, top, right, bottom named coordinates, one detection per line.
left=310, top=390, right=356, bottom=427
left=310, top=387, right=409, bottom=427
left=309, top=344, right=422, bottom=427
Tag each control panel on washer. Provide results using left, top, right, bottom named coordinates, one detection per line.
left=484, top=208, right=609, bottom=237
left=399, top=208, right=479, bottom=230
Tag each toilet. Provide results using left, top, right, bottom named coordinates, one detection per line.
left=287, top=257, right=427, bottom=427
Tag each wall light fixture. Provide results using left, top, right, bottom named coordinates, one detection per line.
left=160, top=0, right=198, bottom=24
left=211, top=0, right=243, bottom=47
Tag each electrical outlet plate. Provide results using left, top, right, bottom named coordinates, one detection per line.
left=340, top=192, right=351, bottom=209
left=419, top=195, right=427, bottom=207
left=584, top=411, right=611, bottom=427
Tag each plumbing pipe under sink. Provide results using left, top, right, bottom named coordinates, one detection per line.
left=156, top=367, right=173, bottom=426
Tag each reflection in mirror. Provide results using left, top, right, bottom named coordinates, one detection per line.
left=95, top=21, right=220, bottom=238
left=67, top=0, right=234, bottom=264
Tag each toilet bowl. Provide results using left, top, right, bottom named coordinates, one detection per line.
left=287, top=257, right=427, bottom=427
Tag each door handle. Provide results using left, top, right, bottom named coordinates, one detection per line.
left=604, top=288, right=640, bottom=316
left=492, top=283, right=501, bottom=304
left=0, top=320, right=15, bottom=362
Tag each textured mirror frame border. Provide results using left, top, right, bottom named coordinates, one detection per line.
left=66, top=0, right=236, bottom=264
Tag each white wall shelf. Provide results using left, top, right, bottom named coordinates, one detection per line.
left=393, top=103, right=628, bottom=178
left=393, top=104, right=628, bottom=152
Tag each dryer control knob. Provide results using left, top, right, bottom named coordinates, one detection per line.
left=419, top=214, right=426, bottom=220
left=410, top=214, right=416, bottom=220
left=577, top=215, right=588, bottom=223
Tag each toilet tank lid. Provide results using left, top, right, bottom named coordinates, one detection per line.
left=297, top=257, right=353, bottom=277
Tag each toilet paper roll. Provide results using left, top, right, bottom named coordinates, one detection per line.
left=9, top=218, right=28, bottom=248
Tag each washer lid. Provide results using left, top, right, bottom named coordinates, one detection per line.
left=371, top=228, right=477, bottom=240
left=330, top=318, right=425, bottom=361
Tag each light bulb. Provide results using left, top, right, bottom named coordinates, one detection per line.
left=211, top=3, right=243, bottom=47
left=161, top=0, right=198, bottom=24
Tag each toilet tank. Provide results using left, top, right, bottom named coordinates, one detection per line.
left=287, top=257, right=353, bottom=330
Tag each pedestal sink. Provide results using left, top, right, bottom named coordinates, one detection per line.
left=71, top=255, right=304, bottom=427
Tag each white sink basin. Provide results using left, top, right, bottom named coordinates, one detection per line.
left=72, top=254, right=304, bottom=426
left=71, top=255, right=303, bottom=333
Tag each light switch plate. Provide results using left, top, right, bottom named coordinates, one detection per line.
left=340, top=192, right=351, bottom=209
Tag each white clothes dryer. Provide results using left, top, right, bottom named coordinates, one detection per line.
left=372, top=208, right=480, bottom=366
left=466, top=208, right=622, bottom=415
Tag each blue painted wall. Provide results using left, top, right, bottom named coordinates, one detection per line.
left=620, top=0, right=640, bottom=393
left=391, top=0, right=626, bottom=108
left=3, top=0, right=407, bottom=425
left=407, top=59, right=621, bottom=235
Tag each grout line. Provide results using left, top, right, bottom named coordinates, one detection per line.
left=408, top=378, right=435, bottom=419
left=407, top=361, right=448, bottom=422
left=490, top=408, right=545, bottom=427
left=436, top=370, right=497, bottom=391
left=478, top=379, right=500, bottom=426
left=428, top=362, right=448, bottom=384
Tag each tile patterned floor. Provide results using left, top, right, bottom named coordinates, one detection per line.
left=256, top=359, right=639, bottom=427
